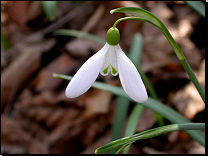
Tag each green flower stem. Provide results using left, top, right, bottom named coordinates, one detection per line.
left=113, top=17, right=157, bottom=29
left=112, top=12, right=205, bottom=103
left=178, top=123, right=205, bottom=131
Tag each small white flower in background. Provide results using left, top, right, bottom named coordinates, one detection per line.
left=65, top=27, right=148, bottom=103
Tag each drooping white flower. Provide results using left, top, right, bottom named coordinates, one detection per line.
left=65, top=27, right=148, bottom=103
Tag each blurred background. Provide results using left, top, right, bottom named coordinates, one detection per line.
left=1, top=1, right=205, bottom=154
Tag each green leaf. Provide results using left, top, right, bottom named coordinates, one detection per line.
left=54, top=29, right=106, bottom=45
left=110, top=97, right=130, bottom=154
left=123, top=104, right=145, bottom=154
left=42, top=1, right=58, bottom=21
left=53, top=73, right=205, bottom=147
left=96, top=124, right=179, bottom=154
left=96, top=123, right=204, bottom=154
left=185, top=1, right=205, bottom=17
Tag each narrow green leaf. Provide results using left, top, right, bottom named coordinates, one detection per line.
left=123, top=104, right=145, bottom=154
left=96, top=123, right=204, bottom=154
left=95, top=124, right=179, bottom=154
left=123, top=33, right=163, bottom=154
left=128, top=33, right=143, bottom=65
left=54, top=29, right=106, bottom=45
left=42, top=1, right=58, bottom=21
left=53, top=73, right=205, bottom=147
left=185, top=1, right=205, bottom=17
left=110, top=97, right=130, bottom=154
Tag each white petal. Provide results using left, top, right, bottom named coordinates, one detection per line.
left=66, top=43, right=109, bottom=98
left=100, top=45, right=118, bottom=76
left=116, top=45, right=148, bottom=103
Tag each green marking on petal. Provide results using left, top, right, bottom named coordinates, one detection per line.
left=103, top=66, right=110, bottom=74
left=111, top=66, right=118, bottom=75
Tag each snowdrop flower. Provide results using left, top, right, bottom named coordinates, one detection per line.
left=65, top=27, right=148, bottom=103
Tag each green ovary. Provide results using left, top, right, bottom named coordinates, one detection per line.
left=106, top=27, right=120, bottom=45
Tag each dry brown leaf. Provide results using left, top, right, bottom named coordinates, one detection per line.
left=187, top=141, right=205, bottom=154
left=33, top=53, right=78, bottom=92
left=81, top=130, right=111, bottom=154
left=14, top=114, right=49, bottom=140
left=166, top=137, right=205, bottom=154
left=26, top=1, right=42, bottom=22
left=1, top=115, right=30, bottom=147
left=65, top=38, right=102, bottom=58
left=141, top=3, right=176, bottom=72
left=54, top=108, right=81, bottom=127
left=81, top=4, right=105, bottom=33
left=1, top=144, right=27, bottom=154
left=170, top=59, right=205, bottom=119
left=45, top=117, right=83, bottom=145
left=81, top=115, right=109, bottom=146
left=1, top=39, right=55, bottom=111
left=28, top=139, right=49, bottom=154
left=1, top=45, right=41, bottom=110
left=150, top=2, right=174, bottom=26
left=143, top=147, right=168, bottom=154
left=78, top=89, right=112, bottom=119
left=116, top=1, right=142, bottom=8
left=168, top=131, right=179, bottom=143
left=135, top=108, right=156, bottom=132
left=6, top=1, right=31, bottom=28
